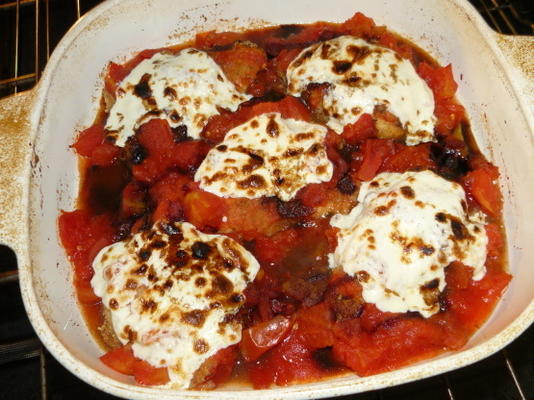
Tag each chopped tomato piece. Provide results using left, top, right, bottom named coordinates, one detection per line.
left=297, top=182, right=328, bottom=208
left=104, top=49, right=162, bottom=94
left=195, top=30, right=245, bottom=49
left=462, top=163, right=502, bottom=216
left=201, top=107, right=249, bottom=143
left=183, top=189, right=227, bottom=231
left=207, top=346, right=238, bottom=385
left=132, top=119, right=211, bottom=183
left=434, top=100, right=465, bottom=135
left=254, top=229, right=298, bottom=264
left=354, top=139, right=395, bottom=181
left=445, top=261, right=473, bottom=290
left=221, top=197, right=283, bottom=240
left=247, top=96, right=312, bottom=122
left=417, top=63, right=458, bottom=101
left=100, top=345, right=136, bottom=375
left=210, top=42, right=268, bottom=92
left=340, top=12, right=377, bottom=38
left=248, top=329, right=323, bottom=388
left=380, top=143, right=435, bottom=173
left=75, top=280, right=101, bottom=305
left=58, top=210, right=115, bottom=286
left=120, top=182, right=147, bottom=219
left=359, top=303, right=401, bottom=333
left=333, top=317, right=446, bottom=376
left=240, top=315, right=293, bottom=361
left=132, top=359, right=170, bottom=386
left=72, top=124, right=120, bottom=167
left=341, top=114, right=376, bottom=144
left=273, top=48, right=302, bottom=74
left=295, top=303, right=334, bottom=349
left=485, top=223, right=504, bottom=267
left=149, top=172, right=191, bottom=223
left=445, top=269, right=510, bottom=333
left=261, top=22, right=338, bottom=57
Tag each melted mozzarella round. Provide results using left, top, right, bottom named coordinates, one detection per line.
left=329, top=170, right=487, bottom=317
left=287, top=36, right=436, bottom=145
left=105, top=49, right=250, bottom=146
left=91, top=222, right=259, bottom=388
left=194, top=112, right=333, bottom=201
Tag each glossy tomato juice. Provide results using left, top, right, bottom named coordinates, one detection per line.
left=58, top=12, right=510, bottom=389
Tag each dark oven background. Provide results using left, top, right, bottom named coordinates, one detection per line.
left=0, top=1, right=533, bottom=399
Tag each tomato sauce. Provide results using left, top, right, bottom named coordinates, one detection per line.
left=58, top=11, right=510, bottom=389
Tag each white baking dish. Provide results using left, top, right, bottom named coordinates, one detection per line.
left=0, top=0, right=532, bottom=398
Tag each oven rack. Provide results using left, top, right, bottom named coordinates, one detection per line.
left=0, top=1, right=533, bottom=399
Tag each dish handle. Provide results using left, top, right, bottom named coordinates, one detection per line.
left=0, top=90, right=36, bottom=256
left=494, top=34, right=534, bottom=117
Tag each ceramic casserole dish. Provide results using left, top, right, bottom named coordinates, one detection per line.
left=0, top=0, right=532, bottom=398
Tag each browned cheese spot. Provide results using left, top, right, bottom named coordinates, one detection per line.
left=450, top=218, right=468, bottom=240
left=400, top=185, right=415, bottom=199
left=295, top=132, right=315, bottom=142
left=193, top=339, right=210, bottom=354
left=195, top=277, right=207, bottom=288
left=109, top=298, right=119, bottom=310
left=266, top=116, right=280, bottom=137
left=435, top=212, right=447, bottom=223
left=333, top=60, right=353, bottom=74
left=181, top=309, right=207, bottom=328
left=250, top=119, right=259, bottom=129
left=347, top=45, right=371, bottom=64
left=123, top=325, right=138, bottom=342
left=133, top=264, right=148, bottom=275
left=420, top=278, right=440, bottom=306
left=138, top=249, right=151, bottom=262
left=316, top=165, right=327, bottom=175
left=356, top=270, right=370, bottom=283
left=210, top=274, right=234, bottom=296
left=133, top=73, right=152, bottom=99
left=237, top=174, right=266, bottom=189
left=125, top=279, right=138, bottom=290
left=216, top=145, right=228, bottom=152
left=163, top=279, right=174, bottom=289
left=389, top=63, right=398, bottom=82
left=242, top=152, right=264, bottom=173
left=344, top=73, right=362, bottom=87
left=141, top=298, right=158, bottom=313
left=164, top=86, right=177, bottom=100
left=159, top=313, right=170, bottom=323
left=320, top=43, right=331, bottom=59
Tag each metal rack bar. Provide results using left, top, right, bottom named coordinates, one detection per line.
left=14, top=0, right=20, bottom=93
left=35, top=0, right=40, bottom=80
left=443, top=375, right=456, bottom=400
left=489, top=0, right=518, bottom=34
left=0, top=0, right=34, bottom=10
left=502, top=349, right=527, bottom=400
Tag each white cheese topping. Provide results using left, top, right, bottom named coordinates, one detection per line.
left=194, top=112, right=333, bottom=201
left=287, top=36, right=436, bottom=145
left=105, top=49, right=250, bottom=146
left=329, top=170, right=487, bottom=317
left=91, top=221, right=260, bottom=388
